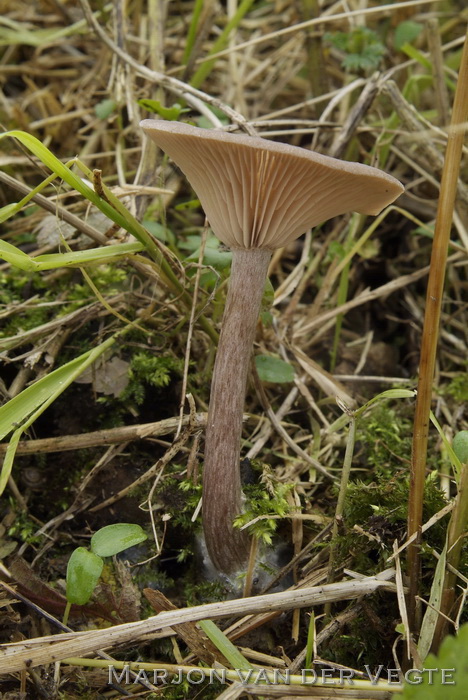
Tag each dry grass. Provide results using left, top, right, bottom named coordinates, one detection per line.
left=0, top=0, right=467, bottom=698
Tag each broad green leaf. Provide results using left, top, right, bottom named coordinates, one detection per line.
left=174, top=198, right=200, bottom=211
left=66, top=548, right=103, bottom=605
left=261, top=277, right=275, bottom=313
left=90, top=523, right=147, bottom=557
left=255, top=355, right=294, bottom=384
left=198, top=619, right=253, bottom=671
left=453, top=431, right=468, bottom=464
left=186, top=246, right=232, bottom=270
left=143, top=220, right=175, bottom=245
left=394, top=21, right=423, bottom=51
left=403, top=623, right=468, bottom=697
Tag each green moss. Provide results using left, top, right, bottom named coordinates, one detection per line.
left=333, top=470, right=448, bottom=575
left=8, top=508, right=42, bottom=545
left=356, top=404, right=413, bottom=475
left=445, top=372, right=468, bottom=402
left=157, top=474, right=202, bottom=531
left=234, top=467, right=293, bottom=545
left=120, top=351, right=184, bottom=406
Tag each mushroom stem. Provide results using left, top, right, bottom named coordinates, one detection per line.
left=203, top=247, right=272, bottom=574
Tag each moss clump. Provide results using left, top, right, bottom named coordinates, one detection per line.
left=120, top=352, right=184, bottom=406
left=234, top=466, right=293, bottom=545
left=445, top=372, right=468, bottom=402
left=355, top=404, right=413, bottom=475
left=334, top=470, right=447, bottom=574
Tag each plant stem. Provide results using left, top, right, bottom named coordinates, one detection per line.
left=407, top=29, right=468, bottom=630
left=203, top=248, right=272, bottom=574
left=63, top=601, right=71, bottom=627
left=325, top=408, right=356, bottom=616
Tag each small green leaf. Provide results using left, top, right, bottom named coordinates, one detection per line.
left=138, top=99, right=188, bottom=121
left=90, top=523, right=147, bottom=557
left=453, top=431, right=468, bottom=464
left=174, top=198, right=200, bottom=211
left=394, top=20, right=423, bottom=51
left=66, top=548, right=103, bottom=605
left=95, top=99, right=117, bottom=120
left=255, top=355, right=294, bottom=384
left=186, top=246, right=232, bottom=271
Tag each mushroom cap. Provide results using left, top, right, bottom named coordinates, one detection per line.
left=141, top=119, right=404, bottom=250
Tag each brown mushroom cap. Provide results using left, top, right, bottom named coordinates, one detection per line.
left=141, top=119, right=404, bottom=250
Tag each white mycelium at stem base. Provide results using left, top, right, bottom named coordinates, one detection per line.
left=141, top=119, right=404, bottom=574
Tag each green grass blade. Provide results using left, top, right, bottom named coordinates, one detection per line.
left=0, top=171, right=63, bottom=224
left=198, top=619, right=253, bottom=671
left=72, top=158, right=162, bottom=260
left=30, top=242, right=143, bottom=270
left=429, top=410, right=463, bottom=480
left=0, top=240, right=144, bottom=271
left=0, top=4, right=112, bottom=47
left=0, top=131, right=131, bottom=227
left=418, top=544, right=447, bottom=661
left=0, top=334, right=117, bottom=495
left=182, top=0, right=205, bottom=66
left=190, top=0, right=256, bottom=88
left=0, top=131, right=163, bottom=260
left=0, top=240, right=35, bottom=271
left=0, top=131, right=219, bottom=344
left=305, top=611, right=315, bottom=670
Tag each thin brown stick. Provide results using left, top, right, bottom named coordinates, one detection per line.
left=407, top=28, right=468, bottom=630
left=0, top=171, right=108, bottom=245
left=0, top=414, right=208, bottom=456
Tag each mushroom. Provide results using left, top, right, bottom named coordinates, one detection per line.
left=141, top=119, right=404, bottom=575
